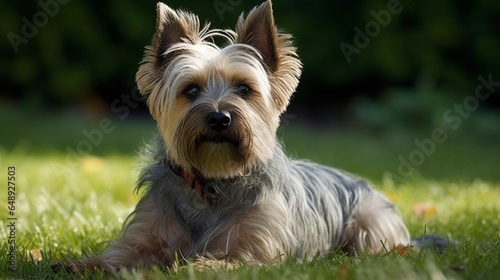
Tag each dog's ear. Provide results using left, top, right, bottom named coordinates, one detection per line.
left=236, top=0, right=302, bottom=113
left=151, top=3, right=190, bottom=69
left=136, top=3, right=198, bottom=98
left=236, top=0, right=278, bottom=72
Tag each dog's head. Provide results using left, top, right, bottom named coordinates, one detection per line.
left=136, top=1, right=302, bottom=178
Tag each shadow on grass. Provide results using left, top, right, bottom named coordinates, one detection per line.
left=1, top=107, right=157, bottom=156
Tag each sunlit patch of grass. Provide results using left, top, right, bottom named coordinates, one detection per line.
left=1, top=111, right=499, bottom=279
left=1, top=149, right=499, bottom=279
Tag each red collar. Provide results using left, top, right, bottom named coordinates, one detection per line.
left=179, top=169, right=219, bottom=207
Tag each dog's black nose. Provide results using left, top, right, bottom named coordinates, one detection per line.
left=206, top=111, right=231, bottom=131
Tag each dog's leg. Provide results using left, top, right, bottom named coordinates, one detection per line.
left=56, top=193, right=192, bottom=275
left=194, top=197, right=294, bottom=269
left=102, top=195, right=194, bottom=273
left=342, top=191, right=410, bottom=254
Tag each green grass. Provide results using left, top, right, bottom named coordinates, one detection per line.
left=1, top=109, right=499, bottom=279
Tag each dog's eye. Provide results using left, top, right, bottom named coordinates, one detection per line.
left=183, top=85, right=201, bottom=99
left=236, top=84, right=251, bottom=97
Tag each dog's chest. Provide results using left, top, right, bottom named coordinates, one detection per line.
left=174, top=196, right=223, bottom=237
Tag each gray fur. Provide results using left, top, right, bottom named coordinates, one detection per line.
left=133, top=134, right=408, bottom=260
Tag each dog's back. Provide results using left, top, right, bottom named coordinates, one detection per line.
left=269, top=152, right=410, bottom=257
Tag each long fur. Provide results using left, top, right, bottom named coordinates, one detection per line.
left=95, top=134, right=409, bottom=273
left=59, top=1, right=410, bottom=275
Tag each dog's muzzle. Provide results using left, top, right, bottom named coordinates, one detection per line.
left=205, top=111, right=231, bottom=131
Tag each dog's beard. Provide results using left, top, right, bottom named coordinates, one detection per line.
left=195, top=141, right=245, bottom=176
left=188, top=136, right=251, bottom=178
left=175, top=113, right=255, bottom=179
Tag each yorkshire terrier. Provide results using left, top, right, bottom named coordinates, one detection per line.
left=58, top=0, right=412, bottom=275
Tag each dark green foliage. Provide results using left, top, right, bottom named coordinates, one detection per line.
left=1, top=107, right=499, bottom=279
left=1, top=0, right=499, bottom=110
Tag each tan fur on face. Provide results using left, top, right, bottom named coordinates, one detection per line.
left=135, top=1, right=301, bottom=178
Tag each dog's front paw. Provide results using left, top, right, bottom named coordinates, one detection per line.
left=191, top=257, right=239, bottom=271
left=51, top=258, right=115, bottom=277
left=51, top=260, right=87, bottom=278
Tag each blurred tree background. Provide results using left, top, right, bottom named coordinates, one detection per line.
left=1, top=0, right=500, bottom=132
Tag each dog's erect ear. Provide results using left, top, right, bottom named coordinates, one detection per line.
left=236, top=0, right=278, bottom=71
left=136, top=3, right=200, bottom=99
left=152, top=3, right=190, bottom=68
left=236, top=0, right=302, bottom=113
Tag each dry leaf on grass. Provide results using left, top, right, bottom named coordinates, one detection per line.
left=337, top=262, right=349, bottom=278
left=27, top=249, right=43, bottom=263
left=412, top=202, right=437, bottom=218
left=395, top=244, right=412, bottom=256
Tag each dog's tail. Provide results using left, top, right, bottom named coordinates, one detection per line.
left=410, top=235, right=458, bottom=253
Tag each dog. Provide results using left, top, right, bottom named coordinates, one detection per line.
left=57, top=0, right=412, bottom=275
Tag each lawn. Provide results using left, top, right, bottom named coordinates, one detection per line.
left=1, top=108, right=499, bottom=279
